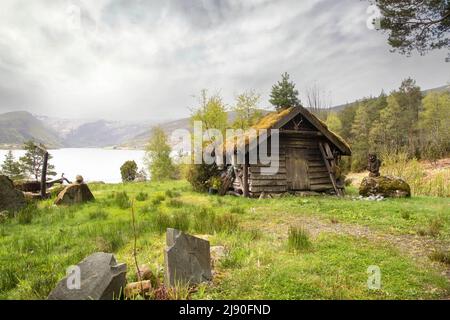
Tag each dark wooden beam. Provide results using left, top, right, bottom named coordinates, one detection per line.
left=279, top=129, right=323, bottom=136
left=40, top=151, right=49, bottom=199
left=242, top=161, right=249, bottom=198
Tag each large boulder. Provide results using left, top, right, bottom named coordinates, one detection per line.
left=55, top=182, right=95, bottom=206
left=164, top=228, right=212, bottom=287
left=48, top=252, right=127, bottom=300
left=0, top=175, right=26, bottom=213
left=359, top=175, right=411, bottom=198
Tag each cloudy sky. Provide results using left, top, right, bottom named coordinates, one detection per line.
left=0, top=0, right=448, bottom=122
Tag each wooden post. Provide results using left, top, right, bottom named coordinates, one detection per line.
left=40, top=151, right=49, bottom=199
left=242, top=159, right=249, bottom=198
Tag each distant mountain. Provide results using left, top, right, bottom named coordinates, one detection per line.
left=0, top=111, right=63, bottom=148
left=63, top=119, right=154, bottom=148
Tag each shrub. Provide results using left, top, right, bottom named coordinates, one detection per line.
left=185, top=162, right=220, bottom=192
left=114, top=192, right=131, bottom=209
left=89, top=209, right=109, bottom=220
left=120, top=160, right=138, bottom=182
left=151, top=193, right=166, bottom=206
left=288, top=226, right=311, bottom=252
left=135, top=192, right=148, bottom=202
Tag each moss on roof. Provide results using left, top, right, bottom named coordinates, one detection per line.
left=221, top=106, right=351, bottom=155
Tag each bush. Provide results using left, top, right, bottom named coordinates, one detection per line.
left=151, top=193, right=166, bottom=206
left=417, top=218, right=443, bottom=237
left=186, top=162, right=220, bottom=192
left=288, top=226, right=311, bottom=252
left=120, top=160, right=138, bottom=182
left=115, top=191, right=131, bottom=209
left=135, top=192, right=148, bottom=202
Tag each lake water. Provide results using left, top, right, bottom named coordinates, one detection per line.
left=0, top=148, right=147, bottom=183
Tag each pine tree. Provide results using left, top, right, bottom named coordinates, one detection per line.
left=1, top=150, right=23, bottom=180
left=269, top=72, right=301, bottom=110
left=19, top=141, right=56, bottom=180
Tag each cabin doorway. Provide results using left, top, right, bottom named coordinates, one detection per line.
left=286, top=148, right=310, bottom=190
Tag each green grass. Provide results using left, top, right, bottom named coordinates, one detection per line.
left=0, top=180, right=449, bottom=300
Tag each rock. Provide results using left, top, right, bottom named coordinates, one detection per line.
left=359, top=175, right=411, bottom=198
left=48, top=184, right=65, bottom=198
left=48, top=252, right=127, bottom=300
left=124, top=280, right=152, bottom=299
left=137, top=264, right=153, bottom=281
left=0, top=175, right=26, bottom=213
left=210, top=246, right=226, bottom=268
left=164, top=228, right=212, bottom=287
left=55, top=183, right=95, bottom=206
left=75, top=175, right=84, bottom=184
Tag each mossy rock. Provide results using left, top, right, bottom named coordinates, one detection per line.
left=359, top=175, right=411, bottom=198
left=0, top=175, right=27, bottom=212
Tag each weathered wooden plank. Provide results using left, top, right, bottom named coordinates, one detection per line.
left=250, top=180, right=287, bottom=187
left=310, top=177, right=332, bottom=184
left=249, top=185, right=287, bottom=193
left=308, top=161, right=326, bottom=167
left=309, top=172, right=331, bottom=179
left=310, top=184, right=334, bottom=191
left=250, top=172, right=287, bottom=179
left=308, top=166, right=328, bottom=173
left=249, top=162, right=286, bottom=169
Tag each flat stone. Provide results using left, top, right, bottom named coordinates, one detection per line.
left=48, top=252, right=127, bottom=300
left=55, top=183, right=95, bottom=205
left=164, top=228, right=212, bottom=287
left=0, top=175, right=26, bottom=213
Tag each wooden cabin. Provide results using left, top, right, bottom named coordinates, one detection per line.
left=219, top=106, right=351, bottom=197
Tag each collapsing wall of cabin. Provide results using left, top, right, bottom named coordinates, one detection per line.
left=231, top=113, right=345, bottom=197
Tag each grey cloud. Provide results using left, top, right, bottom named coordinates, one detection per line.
left=0, top=0, right=448, bottom=121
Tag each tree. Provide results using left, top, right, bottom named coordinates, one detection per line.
left=371, top=0, right=450, bottom=55
left=419, top=91, right=450, bottom=160
left=191, top=89, right=228, bottom=138
left=232, top=90, right=263, bottom=130
left=269, top=72, right=301, bottom=110
left=120, top=160, right=138, bottom=182
left=19, top=141, right=56, bottom=180
left=325, top=112, right=342, bottom=134
left=1, top=150, right=23, bottom=180
left=305, top=82, right=332, bottom=119
left=350, top=104, right=372, bottom=171
left=145, top=126, right=175, bottom=181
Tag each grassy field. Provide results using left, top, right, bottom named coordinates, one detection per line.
left=0, top=180, right=449, bottom=300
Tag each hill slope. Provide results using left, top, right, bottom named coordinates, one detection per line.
left=0, top=111, right=63, bottom=148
